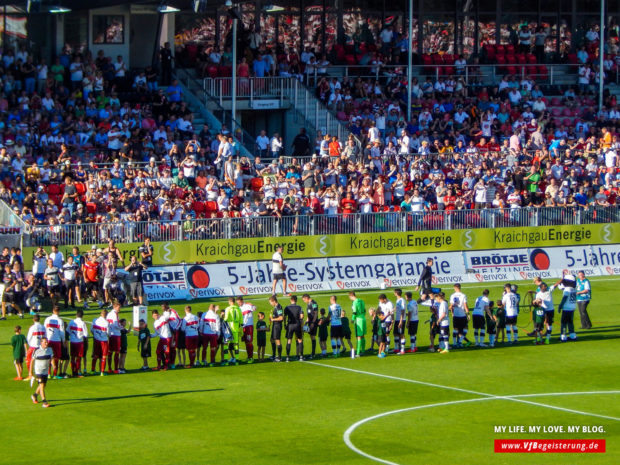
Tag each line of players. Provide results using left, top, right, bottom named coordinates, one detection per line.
left=21, top=276, right=585, bottom=378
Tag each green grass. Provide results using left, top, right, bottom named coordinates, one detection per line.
left=1, top=277, right=619, bottom=465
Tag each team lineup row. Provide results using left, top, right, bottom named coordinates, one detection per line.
left=22, top=272, right=593, bottom=377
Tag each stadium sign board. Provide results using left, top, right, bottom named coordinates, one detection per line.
left=139, top=244, right=620, bottom=301
left=22, top=223, right=618, bottom=271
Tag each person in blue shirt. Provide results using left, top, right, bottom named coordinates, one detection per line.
left=166, top=79, right=182, bottom=102
left=253, top=54, right=269, bottom=77
left=574, top=186, right=588, bottom=208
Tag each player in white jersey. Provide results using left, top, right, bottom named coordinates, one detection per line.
left=237, top=296, right=256, bottom=363
left=501, top=283, right=519, bottom=343
left=91, top=309, right=110, bottom=375
left=29, top=337, right=53, bottom=408
left=449, top=283, right=471, bottom=347
left=162, top=302, right=181, bottom=368
left=329, top=295, right=344, bottom=356
left=200, top=304, right=220, bottom=366
left=472, top=290, right=490, bottom=346
left=43, top=306, right=65, bottom=378
left=436, top=292, right=450, bottom=353
left=26, top=314, right=45, bottom=377
left=557, top=275, right=578, bottom=341
left=68, top=309, right=89, bottom=377
left=534, top=282, right=557, bottom=344
left=405, top=291, right=419, bottom=352
left=152, top=309, right=172, bottom=370
left=393, top=289, right=407, bottom=354
left=378, top=294, right=394, bottom=352
left=106, top=302, right=121, bottom=374
left=181, top=305, right=200, bottom=367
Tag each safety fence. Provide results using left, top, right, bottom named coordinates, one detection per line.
left=26, top=205, right=619, bottom=247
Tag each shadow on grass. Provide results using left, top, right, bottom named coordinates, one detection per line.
left=51, top=388, right=223, bottom=406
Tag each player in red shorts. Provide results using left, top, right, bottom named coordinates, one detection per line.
left=68, top=309, right=89, bottom=377
left=91, top=309, right=110, bottom=375
left=162, top=302, right=181, bottom=369
left=152, top=309, right=172, bottom=370
left=106, top=302, right=122, bottom=374
left=43, top=306, right=65, bottom=378
left=181, top=305, right=200, bottom=367
left=199, top=304, right=220, bottom=366
left=237, top=296, right=256, bottom=363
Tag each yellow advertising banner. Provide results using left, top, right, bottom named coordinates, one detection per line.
left=22, top=223, right=618, bottom=270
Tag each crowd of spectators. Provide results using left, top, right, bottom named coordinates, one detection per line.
left=0, top=39, right=619, bottom=247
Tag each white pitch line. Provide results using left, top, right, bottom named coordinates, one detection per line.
left=304, top=361, right=493, bottom=397
left=306, top=361, right=620, bottom=421
left=343, top=391, right=620, bottom=465
left=343, top=397, right=492, bottom=465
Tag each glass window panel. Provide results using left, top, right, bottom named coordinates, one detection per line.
left=422, top=18, right=454, bottom=54
left=92, top=15, right=124, bottom=44
left=64, top=13, right=88, bottom=55
left=175, top=14, right=216, bottom=47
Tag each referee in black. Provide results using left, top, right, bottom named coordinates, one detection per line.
left=415, top=258, right=434, bottom=295
left=284, top=295, right=304, bottom=362
left=302, top=294, right=319, bottom=359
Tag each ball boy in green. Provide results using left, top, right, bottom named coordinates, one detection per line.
left=11, top=325, right=27, bottom=380
left=532, top=303, right=546, bottom=345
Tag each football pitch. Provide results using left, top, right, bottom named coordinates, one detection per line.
left=1, top=277, right=619, bottom=465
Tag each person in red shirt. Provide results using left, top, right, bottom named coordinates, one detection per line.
left=328, top=136, right=341, bottom=159
left=477, top=137, right=489, bottom=153
left=341, top=192, right=357, bottom=215
left=82, top=252, right=100, bottom=307
left=444, top=189, right=457, bottom=210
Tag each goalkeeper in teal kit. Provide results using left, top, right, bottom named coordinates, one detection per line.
left=349, top=291, right=366, bottom=356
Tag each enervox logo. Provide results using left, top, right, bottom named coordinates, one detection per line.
left=160, top=242, right=175, bottom=263
left=529, top=249, right=550, bottom=270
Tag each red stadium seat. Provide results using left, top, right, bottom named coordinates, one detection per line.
left=47, top=184, right=61, bottom=195
left=192, top=201, right=205, bottom=214
left=344, top=54, right=356, bottom=66
left=86, top=202, right=97, bottom=214
left=207, top=66, right=219, bottom=79
left=537, top=65, right=548, bottom=80
left=75, top=182, right=86, bottom=195
left=205, top=201, right=218, bottom=213
left=250, top=177, right=263, bottom=191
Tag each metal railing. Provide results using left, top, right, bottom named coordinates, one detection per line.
left=0, top=199, right=28, bottom=231
left=175, top=67, right=257, bottom=157
left=203, top=76, right=352, bottom=143
left=204, top=77, right=294, bottom=107
left=310, top=63, right=589, bottom=86
left=206, top=63, right=607, bottom=90
left=26, top=205, right=618, bottom=247
left=289, top=79, right=351, bottom=142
